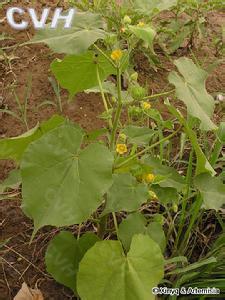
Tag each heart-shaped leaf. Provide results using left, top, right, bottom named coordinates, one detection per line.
left=21, top=124, right=113, bottom=233
left=122, top=125, right=155, bottom=145
left=29, top=12, right=106, bottom=54
left=166, top=101, right=216, bottom=176
left=0, top=115, right=64, bottom=162
left=129, top=25, right=156, bottom=53
left=77, top=234, right=164, bottom=300
left=104, top=174, right=148, bottom=214
left=134, top=0, right=177, bottom=15
left=194, top=173, right=225, bottom=210
left=151, top=185, right=179, bottom=205
left=144, top=157, right=185, bottom=191
left=118, top=212, right=146, bottom=251
left=118, top=212, right=166, bottom=252
left=51, top=51, right=116, bottom=96
left=168, top=57, right=216, bottom=131
left=45, top=231, right=99, bottom=294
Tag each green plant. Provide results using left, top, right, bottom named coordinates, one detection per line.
left=158, top=0, right=225, bottom=55
left=36, top=77, right=63, bottom=114
left=1, top=4, right=225, bottom=300
left=0, top=75, right=32, bottom=130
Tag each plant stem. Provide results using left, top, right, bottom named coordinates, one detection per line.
left=98, top=214, right=108, bottom=239
left=143, top=89, right=175, bottom=100
left=112, top=212, right=119, bottom=238
left=115, top=126, right=182, bottom=169
left=96, top=66, right=113, bottom=128
left=158, top=127, right=164, bottom=162
left=94, top=44, right=117, bottom=68
left=110, top=67, right=123, bottom=150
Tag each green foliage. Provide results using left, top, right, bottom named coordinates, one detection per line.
left=144, top=157, right=185, bottom=191
left=134, top=0, right=177, bottom=15
left=51, top=51, right=116, bottom=96
left=77, top=234, right=164, bottom=300
left=21, top=124, right=113, bottom=233
left=152, top=185, right=179, bottom=205
left=168, top=57, right=217, bottom=131
left=45, top=231, right=99, bottom=294
left=29, top=12, right=106, bottom=54
left=217, top=122, right=225, bottom=143
left=129, top=25, right=156, bottom=52
left=104, top=173, right=148, bottom=214
left=122, top=125, right=155, bottom=145
left=0, top=115, right=64, bottom=161
left=166, top=100, right=215, bottom=176
left=118, top=212, right=166, bottom=252
left=194, top=173, right=225, bottom=210
left=0, top=169, right=21, bottom=192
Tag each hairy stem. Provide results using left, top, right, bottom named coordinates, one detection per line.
left=110, top=67, right=123, bottom=150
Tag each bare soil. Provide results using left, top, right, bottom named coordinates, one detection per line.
left=0, top=1, right=224, bottom=299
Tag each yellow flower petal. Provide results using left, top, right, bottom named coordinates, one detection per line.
left=111, top=49, right=123, bottom=61
left=144, top=173, right=155, bottom=183
left=142, top=101, right=151, bottom=110
left=137, top=21, right=145, bottom=27
left=116, top=143, right=128, bottom=155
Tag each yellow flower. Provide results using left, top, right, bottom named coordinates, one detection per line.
left=142, top=101, right=151, bottom=110
left=149, top=190, right=158, bottom=200
left=120, top=27, right=126, bottom=33
left=116, top=143, right=128, bottom=155
left=111, top=49, right=123, bottom=61
left=137, top=21, right=145, bottom=27
left=144, top=173, right=155, bottom=183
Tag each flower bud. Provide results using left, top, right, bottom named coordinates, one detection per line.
left=130, top=85, right=147, bottom=100
left=123, top=15, right=131, bottom=24
left=130, top=72, right=138, bottom=81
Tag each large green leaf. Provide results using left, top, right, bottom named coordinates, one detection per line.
left=51, top=51, right=116, bottom=96
left=118, top=212, right=146, bottom=251
left=168, top=57, right=216, bottom=131
left=29, top=12, right=106, bottom=54
left=77, top=234, right=164, bottom=300
left=45, top=231, right=99, bottom=294
left=21, top=124, right=113, bottom=233
left=129, top=25, right=156, bottom=52
left=194, top=173, right=225, bottom=210
left=146, top=222, right=166, bottom=253
left=118, top=212, right=166, bottom=252
left=144, top=157, right=185, bottom=191
left=166, top=100, right=215, bottom=176
left=0, top=115, right=64, bottom=162
left=104, top=174, right=148, bottom=214
left=122, top=125, right=155, bottom=145
left=85, top=81, right=133, bottom=104
left=134, top=0, right=177, bottom=15
left=151, top=185, right=179, bottom=205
